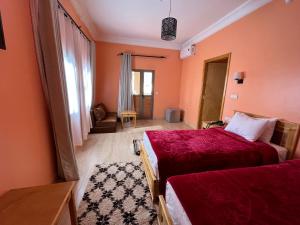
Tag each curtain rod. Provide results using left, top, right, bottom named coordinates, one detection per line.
left=118, top=53, right=166, bottom=59
left=58, top=2, right=91, bottom=42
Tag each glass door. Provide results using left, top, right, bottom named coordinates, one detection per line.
left=132, top=70, right=154, bottom=119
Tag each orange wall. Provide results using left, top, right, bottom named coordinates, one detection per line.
left=96, top=42, right=182, bottom=119
left=0, top=0, right=92, bottom=195
left=179, top=1, right=300, bottom=155
left=0, top=0, right=56, bottom=194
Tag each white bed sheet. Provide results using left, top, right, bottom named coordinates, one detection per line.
left=143, top=132, right=160, bottom=179
left=166, top=181, right=192, bottom=225
left=143, top=132, right=288, bottom=178
left=269, top=143, right=287, bottom=162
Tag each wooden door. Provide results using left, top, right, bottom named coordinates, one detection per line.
left=201, top=62, right=228, bottom=121
left=198, top=54, right=231, bottom=128
left=132, top=70, right=154, bottom=119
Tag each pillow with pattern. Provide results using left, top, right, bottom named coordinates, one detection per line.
left=94, top=105, right=106, bottom=121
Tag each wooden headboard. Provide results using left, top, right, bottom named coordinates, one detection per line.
left=235, top=111, right=300, bottom=159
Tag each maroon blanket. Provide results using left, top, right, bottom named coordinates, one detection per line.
left=168, top=160, right=300, bottom=225
left=146, top=128, right=279, bottom=193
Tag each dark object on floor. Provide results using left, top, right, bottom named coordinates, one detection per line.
left=90, top=103, right=117, bottom=133
left=133, top=139, right=142, bottom=155
left=77, top=161, right=157, bottom=225
left=205, top=120, right=225, bottom=129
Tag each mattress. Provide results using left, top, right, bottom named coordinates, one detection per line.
left=143, top=132, right=288, bottom=179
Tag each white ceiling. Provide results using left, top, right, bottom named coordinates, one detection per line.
left=70, top=0, right=271, bottom=49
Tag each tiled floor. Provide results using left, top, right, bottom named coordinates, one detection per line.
left=74, top=119, right=191, bottom=207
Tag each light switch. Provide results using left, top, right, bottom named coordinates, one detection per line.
left=230, top=93, right=238, bottom=100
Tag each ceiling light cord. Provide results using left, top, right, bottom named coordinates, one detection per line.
left=169, top=0, right=172, bottom=17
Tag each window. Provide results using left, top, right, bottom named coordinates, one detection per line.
left=143, top=72, right=153, bottom=96
left=64, top=58, right=79, bottom=114
left=132, top=71, right=141, bottom=95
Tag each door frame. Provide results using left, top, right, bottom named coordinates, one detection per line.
left=197, top=53, right=231, bottom=129
left=132, top=69, right=155, bottom=119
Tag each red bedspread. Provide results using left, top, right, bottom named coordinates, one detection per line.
left=168, top=160, right=300, bottom=225
left=146, top=128, right=279, bottom=193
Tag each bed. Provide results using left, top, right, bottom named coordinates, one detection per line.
left=140, top=112, right=300, bottom=201
left=158, top=159, right=300, bottom=225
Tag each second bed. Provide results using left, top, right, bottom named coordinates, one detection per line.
left=159, top=159, right=300, bottom=225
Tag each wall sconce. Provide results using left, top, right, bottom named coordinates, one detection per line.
left=233, top=72, right=244, bottom=84
left=0, top=12, right=6, bottom=50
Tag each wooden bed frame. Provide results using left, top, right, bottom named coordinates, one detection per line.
left=158, top=195, right=173, bottom=225
left=140, top=144, right=160, bottom=201
left=141, top=111, right=300, bottom=202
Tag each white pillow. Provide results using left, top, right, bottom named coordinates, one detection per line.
left=225, top=112, right=268, bottom=142
left=258, top=118, right=277, bottom=143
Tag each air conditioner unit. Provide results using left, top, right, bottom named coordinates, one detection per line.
left=180, top=44, right=196, bottom=59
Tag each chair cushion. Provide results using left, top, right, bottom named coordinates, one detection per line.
left=95, top=115, right=117, bottom=127
left=102, top=115, right=117, bottom=123
left=93, top=105, right=106, bottom=121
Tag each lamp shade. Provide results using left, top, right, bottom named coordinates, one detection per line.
left=161, top=17, right=177, bottom=41
left=233, top=72, right=244, bottom=84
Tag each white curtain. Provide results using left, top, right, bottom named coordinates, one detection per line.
left=58, top=7, right=93, bottom=146
left=91, top=42, right=96, bottom=108
left=118, top=53, right=134, bottom=116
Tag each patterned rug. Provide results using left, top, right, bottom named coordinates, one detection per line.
left=78, top=161, right=158, bottom=225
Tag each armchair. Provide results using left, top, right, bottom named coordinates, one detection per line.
left=90, top=103, right=117, bottom=133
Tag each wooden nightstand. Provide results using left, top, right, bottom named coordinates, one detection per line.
left=0, top=182, right=76, bottom=225
left=201, top=121, right=225, bottom=129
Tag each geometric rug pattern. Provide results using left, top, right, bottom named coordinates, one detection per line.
left=78, top=161, right=158, bottom=225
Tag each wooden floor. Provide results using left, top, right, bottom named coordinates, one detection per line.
left=74, top=119, right=191, bottom=207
